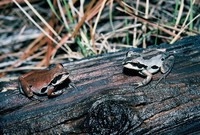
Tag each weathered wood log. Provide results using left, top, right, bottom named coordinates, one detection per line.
left=0, top=35, right=200, bottom=134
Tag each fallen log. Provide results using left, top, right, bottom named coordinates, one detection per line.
left=0, top=35, right=200, bottom=134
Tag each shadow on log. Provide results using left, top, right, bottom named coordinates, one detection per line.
left=0, top=35, right=200, bottom=134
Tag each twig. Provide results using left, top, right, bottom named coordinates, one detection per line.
left=170, top=14, right=200, bottom=44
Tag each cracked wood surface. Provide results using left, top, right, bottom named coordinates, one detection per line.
left=0, top=35, right=200, bottom=134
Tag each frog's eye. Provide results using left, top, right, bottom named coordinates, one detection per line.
left=126, top=51, right=133, bottom=57
left=126, top=51, right=138, bottom=57
left=48, top=64, right=56, bottom=70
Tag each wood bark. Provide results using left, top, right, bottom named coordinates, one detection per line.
left=0, top=35, right=200, bottom=134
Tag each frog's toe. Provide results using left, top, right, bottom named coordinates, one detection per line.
left=52, top=90, right=63, bottom=95
left=32, top=95, right=44, bottom=102
left=48, top=90, right=63, bottom=98
left=132, top=82, right=142, bottom=88
left=132, top=82, right=139, bottom=86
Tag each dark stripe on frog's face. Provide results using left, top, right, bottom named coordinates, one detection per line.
left=133, top=62, right=147, bottom=69
left=123, top=57, right=148, bottom=70
left=51, top=74, right=69, bottom=85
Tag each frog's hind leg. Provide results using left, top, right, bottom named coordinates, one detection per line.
left=18, top=76, right=34, bottom=98
left=154, top=67, right=172, bottom=87
left=161, top=55, right=174, bottom=74
left=155, top=55, right=174, bottom=87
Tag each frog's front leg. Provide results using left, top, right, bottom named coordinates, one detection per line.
left=161, top=55, right=174, bottom=74
left=47, top=86, right=63, bottom=97
left=18, top=76, right=34, bottom=98
left=134, top=70, right=153, bottom=88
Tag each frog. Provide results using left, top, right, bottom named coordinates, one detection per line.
left=122, top=49, right=174, bottom=88
left=18, top=63, right=71, bottom=99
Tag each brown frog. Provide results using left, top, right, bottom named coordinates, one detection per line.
left=18, top=63, right=70, bottom=98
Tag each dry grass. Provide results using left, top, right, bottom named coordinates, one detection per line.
left=0, top=0, right=199, bottom=77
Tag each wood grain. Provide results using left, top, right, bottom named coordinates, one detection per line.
left=0, top=35, right=200, bottom=134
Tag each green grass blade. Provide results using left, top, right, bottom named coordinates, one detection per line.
left=125, top=19, right=130, bottom=45
left=173, top=0, right=179, bottom=23
left=47, top=0, right=62, bottom=23
left=189, top=0, right=193, bottom=30
left=63, top=0, right=73, bottom=24
left=109, top=1, right=115, bottom=32
left=76, top=37, right=87, bottom=57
